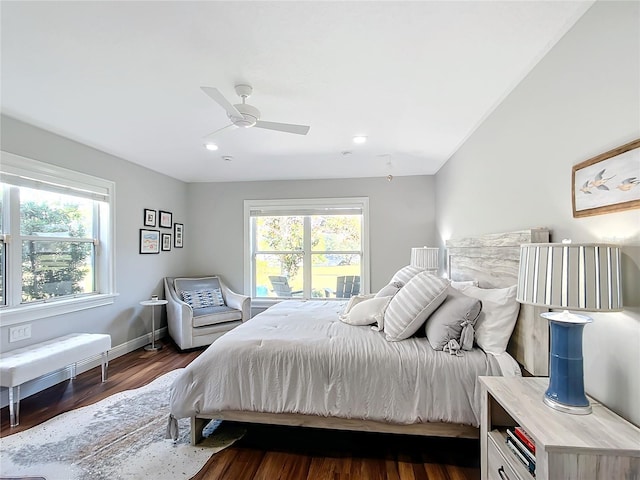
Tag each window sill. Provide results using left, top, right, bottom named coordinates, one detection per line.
left=251, top=297, right=344, bottom=309
left=0, top=293, right=119, bottom=326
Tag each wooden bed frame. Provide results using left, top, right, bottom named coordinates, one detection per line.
left=190, top=228, right=551, bottom=444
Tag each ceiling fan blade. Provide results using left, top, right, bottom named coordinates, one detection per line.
left=201, top=86, right=243, bottom=120
left=254, top=120, right=310, bottom=135
left=203, top=123, right=237, bottom=140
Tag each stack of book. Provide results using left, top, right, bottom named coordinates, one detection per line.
left=506, top=426, right=536, bottom=476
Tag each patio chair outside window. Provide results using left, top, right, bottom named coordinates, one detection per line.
left=335, top=275, right=360, bottom=298
left=269, top=276, right=303, bottom=297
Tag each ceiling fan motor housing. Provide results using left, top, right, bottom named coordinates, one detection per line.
left=231, top=103, right=260, bottom=127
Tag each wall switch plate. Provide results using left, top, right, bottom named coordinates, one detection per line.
left=9, top=324, right=31, bottom=342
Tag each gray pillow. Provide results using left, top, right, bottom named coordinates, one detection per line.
left=425, top=286, right=482, bottom=350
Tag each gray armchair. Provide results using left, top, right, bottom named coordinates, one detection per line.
left=164, top=275, right=250, bottom=350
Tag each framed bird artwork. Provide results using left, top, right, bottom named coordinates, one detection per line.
left=572, top=138, right=640, bottom=218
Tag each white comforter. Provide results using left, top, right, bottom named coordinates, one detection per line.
left=169, top=300, right=507, bottom=427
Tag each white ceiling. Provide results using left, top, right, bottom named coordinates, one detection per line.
left=1, top=1, right=592, bottom=183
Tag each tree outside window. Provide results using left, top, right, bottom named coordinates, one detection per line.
left=18, top=187, right=95, bottom=303
left=253, top=213, right=362, bottom=299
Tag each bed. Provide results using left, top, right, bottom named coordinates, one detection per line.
left=169, top=229, right=550, bottom=445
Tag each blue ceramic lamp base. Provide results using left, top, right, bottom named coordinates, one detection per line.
left=541, top=310, right=593, bottom=415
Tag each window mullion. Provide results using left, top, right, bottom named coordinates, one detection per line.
left=251, top=216, right=257, bottom=297
left=303, top=216, right=311, bottom=299
left=8, top=186, right=22, bottom=306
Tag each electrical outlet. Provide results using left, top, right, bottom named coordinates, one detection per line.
left=9, top=324, right=32, bottom=342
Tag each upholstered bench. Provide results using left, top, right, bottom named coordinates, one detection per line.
left=0, top=333, right=111, bottom=427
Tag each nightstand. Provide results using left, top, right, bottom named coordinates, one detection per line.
left=479, top=376, right=640, bottom=480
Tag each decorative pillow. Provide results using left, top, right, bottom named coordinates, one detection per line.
left=340, top=296, right=392, bottom=326
left=375, top=281, right=404, bottom=298
left=424, top=286, right=482, bottom=351
left=390, top=265, right=425, bottom=285
left=181, top=288, right=224, bottom=308
left=384, top=272, right=450, bottom=341
left=341, top=294, right=375, bottom=316
left=455, top=284, right=519, bottom=354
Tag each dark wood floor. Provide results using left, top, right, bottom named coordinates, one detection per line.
left=1, top=339, right=481, bottom=480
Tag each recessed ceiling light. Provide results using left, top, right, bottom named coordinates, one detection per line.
left=205, top=143, right=219, bottom=151
left=352, top=135, right=367, bottom=144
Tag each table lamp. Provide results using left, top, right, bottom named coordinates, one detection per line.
left=410, top=247, right=439, bottom=273
left=516, top=241, right=622, bottom=414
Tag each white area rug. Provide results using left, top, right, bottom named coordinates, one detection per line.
left=0, top=368, right=245, bottom=480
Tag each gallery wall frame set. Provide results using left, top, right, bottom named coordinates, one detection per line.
left=141, top=208, right=183, bottom=253
left=572, top=139, right=640, bottom=218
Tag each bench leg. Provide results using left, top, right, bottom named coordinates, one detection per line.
left=9, top=385, right=20, bottom=427
left=101, top=351, right=108, bottom=382
left=70, top=363, right=77, bottom=380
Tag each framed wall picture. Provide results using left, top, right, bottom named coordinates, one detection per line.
left=159, top=210, right=173, bottom=228
left=161, top=233, right=172, bottom=251
left=572, top=139, right=640, bottom=218
left=143, top=209, right=156, bottom=227
left=174, top=223, right=184, bottom=248
left=139, top=229, right=160, bottom=254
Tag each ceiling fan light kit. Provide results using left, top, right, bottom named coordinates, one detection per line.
left=201, top=84, right=310, bottom=139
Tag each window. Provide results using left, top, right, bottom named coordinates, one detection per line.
left=245, top=198, right=369, bottom=300
left=0, top=151, right=116, bottom=324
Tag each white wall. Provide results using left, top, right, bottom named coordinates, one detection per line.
left=435, top=1, right=640, bottom=425
left=0, top=115, right=189, bottom=350
left=186, top=176, right=436, bottom=294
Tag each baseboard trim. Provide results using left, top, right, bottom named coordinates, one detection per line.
left=0, top=327, right=168, bottom=409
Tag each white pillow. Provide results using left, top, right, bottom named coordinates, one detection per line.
left=384, top=272, right=449, bottom=341
left=341, top=294, right=375, bottom=316
left=340, top=296, right=392, bottom=326
left=375, top=281, right=404, bottom=298
left=455, top=284, right=520, bottom=354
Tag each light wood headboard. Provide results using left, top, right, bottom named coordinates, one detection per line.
left=445, top=229, right=550, bottom=376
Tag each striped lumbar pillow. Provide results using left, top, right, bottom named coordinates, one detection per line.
left=384, top=272, right=449, bottom=341
left=181, top=288, right=224, bottom=308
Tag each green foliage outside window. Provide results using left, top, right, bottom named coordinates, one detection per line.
left=21, top=201, right=92, bottom=302
left=255, top=214, right=362, bottom=297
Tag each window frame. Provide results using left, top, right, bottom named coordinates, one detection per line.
left=0, top=151, right=117, bottom=326
left=244, top=197, right=369, bottom=305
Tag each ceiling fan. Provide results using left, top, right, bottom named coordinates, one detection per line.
left=201, top=84, right=310, bottom=139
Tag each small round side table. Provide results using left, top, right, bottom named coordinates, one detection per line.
left=140, top=299, right=168, bottom=351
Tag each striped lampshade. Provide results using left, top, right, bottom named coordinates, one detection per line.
left=516, top=243, right=623, bottom=311
left=410, top=247, right=439, bottom=271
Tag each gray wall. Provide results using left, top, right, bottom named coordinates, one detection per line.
left=436, top=1, right=640, bottom=425
left=0, top=115, right=189, bottom=350
left=186, top=176, right=436, bottom=294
